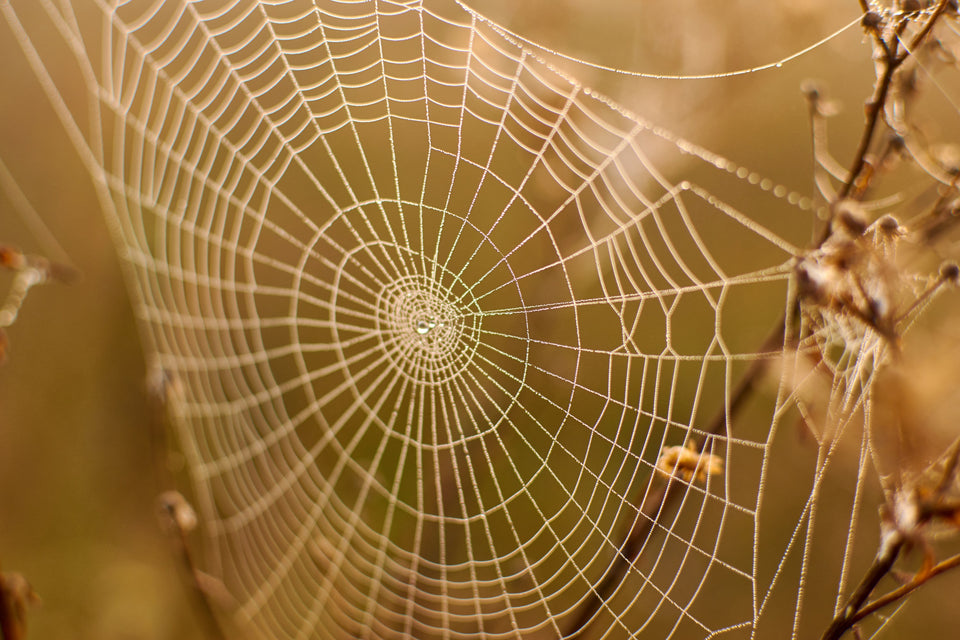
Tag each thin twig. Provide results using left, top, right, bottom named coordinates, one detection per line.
left=820, top=533, right=906, bottom=640
left=898, top=0, right=954, bottom=66
left=820, top=412, right=960, bottom=639
left=147, top=368, right=234, bottom=640
left=839, top=56, right=898, bottom=200
left=840, top=0, right=952, bottom=200
left=157, top=492, right=231, bottom=640
left=932, top=437, right=960, bottom=497
left=847, top=551, right=960, bottom=627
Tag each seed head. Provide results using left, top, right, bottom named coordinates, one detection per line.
left=834, top=200, right=869, bottom=236
left=940, top=261, right=960, bottom=284
left=876, top=215, right=904, bottom=237
left=862, top=11, right=883, bottom=32
left=156, top=491, right=198, bottom=534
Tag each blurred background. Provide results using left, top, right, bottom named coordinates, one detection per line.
left=1, top=1, right=959, bottom=638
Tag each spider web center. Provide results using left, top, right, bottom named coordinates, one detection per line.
left=373, top=271, right=481, bottom=389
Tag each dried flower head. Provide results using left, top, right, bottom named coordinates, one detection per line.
left=656, top=439, right=724, bottom=484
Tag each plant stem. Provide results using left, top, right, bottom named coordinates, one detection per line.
left=840, top=0, right=951, bottom=200
left=848, top=551, right=960, bottom=627
left=820, top=533, right=906, bottom=640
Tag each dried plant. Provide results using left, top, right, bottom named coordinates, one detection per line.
left=0, top=567, right=39, bottom=640
left=794, top=1, right=960, bottom=637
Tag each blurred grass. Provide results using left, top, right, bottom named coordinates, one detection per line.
left=0, top=1, right=959, bottom=638
left=0, top=9, right=204, bottom=635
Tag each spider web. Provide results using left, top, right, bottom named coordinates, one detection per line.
left=3, top=0, right=950, bottom=638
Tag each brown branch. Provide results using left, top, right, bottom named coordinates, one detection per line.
left=840, top=0, right=952, bottom=201
left=148, top=370, right=235, bottom=640
left=820, top=532, right=907, bottom=640
left=816, top=7, right=958, bottom=635
left=156, top=492, right=232, bottom=640
left=916, top=172, right=960, bottom=243
left=820, top=437, right=960, bottom=639
left=897, top=0, right=953, bottom=66
left=821, top=529, right=960, bottom=639
left=839, top=42, right=898, bottom=200
left=932, top=437, right=960, bottom=497
left=847, top=551, right=960, bottom=627
left=0, top=244, right=79, bottom=363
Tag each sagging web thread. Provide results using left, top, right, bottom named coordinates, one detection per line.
left=3, top=0, right=955, bottom=638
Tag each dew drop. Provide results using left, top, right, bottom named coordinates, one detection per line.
left=416, top=320, right=431, bottom=335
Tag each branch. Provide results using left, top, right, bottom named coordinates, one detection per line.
left=148, top=369, right=236, bottom=640
left=820, top=532, right=906, bottom=640
left=156, top=492, right=233, bottom=640
left=840, top=0, right=952, bottom=200
left=820, top=436, right=960, bottom=639
left=848, top=551, right=960, bottom=626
